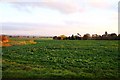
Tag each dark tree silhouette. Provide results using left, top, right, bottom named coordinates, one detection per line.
left=83, top=33, right=91, bottom=40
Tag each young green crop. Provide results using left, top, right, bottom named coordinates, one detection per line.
left=2, top=40, right=119, bottom=79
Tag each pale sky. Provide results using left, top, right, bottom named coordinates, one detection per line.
left=0, top=0, right=119, bottom=36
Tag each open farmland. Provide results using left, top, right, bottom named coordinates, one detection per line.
left=2, top=40, right=119, bottom=79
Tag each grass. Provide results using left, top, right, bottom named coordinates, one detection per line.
left=2, top=40, right=119, bottom=79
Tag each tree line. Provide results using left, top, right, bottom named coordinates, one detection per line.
left=53, top=31, right=120, bottom=40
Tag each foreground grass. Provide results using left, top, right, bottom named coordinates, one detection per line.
left=2, top=40, right=119, bottom=79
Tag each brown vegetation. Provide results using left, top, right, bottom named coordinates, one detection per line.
left=0, top=35, right=37, bottom=47
left=0, top=35, right=9, bottom=42
left=0, top=35, right=11, bottom=47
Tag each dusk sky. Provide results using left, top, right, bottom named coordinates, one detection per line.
left=0, top=0, right=119, bottom=36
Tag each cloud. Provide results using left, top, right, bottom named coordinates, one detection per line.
left=1, top=0, right=118, bottom=36
left=2, top=23, right=34, bottom=31
left=1, top=22, right=70, bottom=36
left=2, top=22, right=65, bottom=31
left=88, top=0, right=110, bottom=8
left=1, top=0, right=118, bottom=14
left=1, top=0, right=84, bottom=13
left=40, top=0, right=84, bottom=13
left=88, top=0, right=119, bottom=10
left=6, top=0, right=120, bottom=15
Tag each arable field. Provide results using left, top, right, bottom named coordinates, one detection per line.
left=2, top=40, right=119, bottom=79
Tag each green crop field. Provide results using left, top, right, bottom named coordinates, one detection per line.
left=2, top=40, right=119, bottom=79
